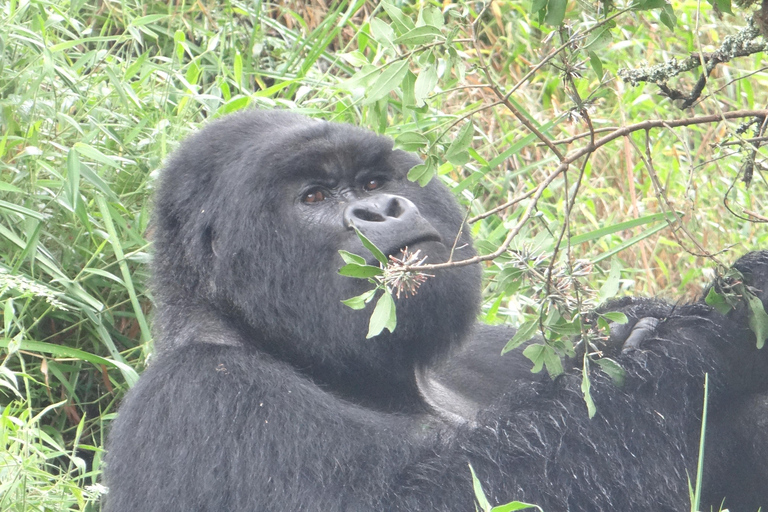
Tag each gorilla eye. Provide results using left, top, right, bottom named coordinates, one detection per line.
left=364, top=178, right=384, bottom=191
left=302, top=189, right=327, bottom=204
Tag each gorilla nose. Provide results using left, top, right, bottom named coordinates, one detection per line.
left=343, top=194, right=419, bottom=228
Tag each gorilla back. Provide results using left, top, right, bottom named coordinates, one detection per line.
left=105, top=110, right=768, bottom=511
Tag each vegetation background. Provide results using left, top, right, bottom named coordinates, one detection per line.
left=0, top=0, right=766, bottom=510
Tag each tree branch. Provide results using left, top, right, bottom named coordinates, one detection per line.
left=405, top=109, right=768, bottom=272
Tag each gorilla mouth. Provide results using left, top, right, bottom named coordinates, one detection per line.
left=384, top=234, right=443, bottom=262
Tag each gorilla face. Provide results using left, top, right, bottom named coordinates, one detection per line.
left=152, top=111, right=481, bottom=404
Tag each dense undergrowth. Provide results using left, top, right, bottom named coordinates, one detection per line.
left=0, top=0, right=766, bottom=510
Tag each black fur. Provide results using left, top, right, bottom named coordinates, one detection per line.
left=105, top=111, right=768, bottom=511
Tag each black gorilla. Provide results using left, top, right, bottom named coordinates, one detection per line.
left=105, top=110, right=768, bottom=511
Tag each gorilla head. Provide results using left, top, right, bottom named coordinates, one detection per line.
left=151, top=110, right=480, bottom=407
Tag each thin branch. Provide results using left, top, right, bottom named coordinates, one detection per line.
left=715, top=136, right=768, bottom=147
left=618, top=17, right=766, bottom=87
left=543, top=127, right=618, bottom=146
left=404, top=109, right=768, bottom=272
left=468, top=188, right=537, bottom=223
left=558, top=110, right=768, bottom=173
left=470, top=4, right=564, bottom=160
left=744, top=209, right=768, bottom=222
left=506, top=8, right=632, bottom=99
left=636, top=129, right=718, bottom=261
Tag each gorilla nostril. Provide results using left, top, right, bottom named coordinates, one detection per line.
left=385, top=198, right=404, bottom=218
left=353, top=208, right=386, bottom=223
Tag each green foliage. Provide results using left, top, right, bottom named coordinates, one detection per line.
left=469, top=464, right=542, bottom=512
left=1, top=349, right=104, bottom=511
left=339, top=230, right=397, bottom=338
left=368, top=291, right=398, bottom=338
left=706, top=269, right=768, bottom=348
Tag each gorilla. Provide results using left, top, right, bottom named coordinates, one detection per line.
left=104, top=110, right=768, bottom=511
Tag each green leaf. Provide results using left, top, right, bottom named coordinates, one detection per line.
left=393, top=26, right=445, bottom=46
left=67, top=150, right=89, bottom=225
left=174, top=29, right=186, bottom=61
left=0, top=199, right=45, bottom=221
left=581, top=356, right=596, bottom=418
left=588, top=50, right=603, bottom=78
left=447, top=151, right=470, bottom=166
left=491, top=501, right=542, bottom=512
left=0, top=182, right=23, bottom=193
left=401, top=70, right=417, bottom=108
left=591, top=220, right=676, bottom=264
left=66, top=148, right=81, bottom=212
left=562, top=211, right=678, bottom=248
left=503, top=320, right=538, bottom=354
left=354, top=228, right=388, bottom=265
left=186, top=60, right=201, bottom=86
left=338, top=51, right=369, bottom=67
left=363, top=60, right=410, bottom=104
left=419, top=5, right=445, bottom=28
left=73, top=142, right=123, bottom=168
left=381, top=1, right=416, bottom=35
left=659, top=4, right=677, bottom=30
left=408, top=163, right=431, bottom=184
left=341, top=65, right=378, bottom=90
left=370, top=18, right=395, bottom=46
left=81, top=268, right=124, bottom=285
left=600, top=311, right=628, bottom=324
left=745, top=292, right=768, bottom=349
left=491, top=502, right=542, bottom=512
left=546, top=317, right=582, bottom=336
left=342, top=289, right=377, bottom=310
left=233, top=51, right=242, bottom=88
left=585, top=28, right=613, bottom=52
left=339, top=263, right=384, bottom=278
left=407, top=155, right=438, bottom=186
left=218, top=96, right=251, bottom=115
left=598, top=259, right=621, bottom=303
left=129, top=14, right=167, bottom=26
left=367, top=291, right=397, bottom=338
left=469, top=464, right=493, bottom=512
left=531, top=0, right=548, bottom=13
left=394, top=131, right=429, bottom=152
left=632, top=0, right=666, bottom=9
left=705, top=287, right=732, bottom=315
left=0, top=337, right=139, bottom=387
left=544, top=0, right=568, bottom=26
left=413, top=62, right=438, bottom=106
left=523, top=343, right=563, bottom=376
left=445, top=121, right=474, bottom=161
left=595, top=357, right=626, bottom=387
left=339, top=250, right=367, bottom=265
left=715, top=0, right=733, bottom=14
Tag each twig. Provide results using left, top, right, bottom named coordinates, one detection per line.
left=468, top=188, right=537, bottom=223
left=619, top=17, right=768, bottom=108
left=744, top=209, right=768, bottom=222
left=404, top=109, right=768, bottom=272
